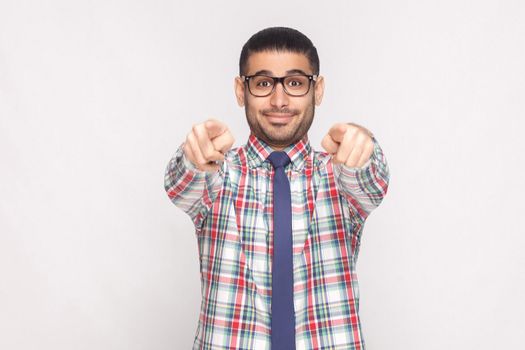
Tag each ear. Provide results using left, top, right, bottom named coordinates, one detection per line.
left=234, top=76, right=245, bottom=107
left=314, top=75, right=325, bottom=106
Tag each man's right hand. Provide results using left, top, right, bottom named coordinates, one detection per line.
left=183, top=119, right=235, bottom=172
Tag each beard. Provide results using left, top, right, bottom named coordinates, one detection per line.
left=244, top=94, right=315, bottom=149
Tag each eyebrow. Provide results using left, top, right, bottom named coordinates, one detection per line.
left=252, top=69, right=310, bottom=76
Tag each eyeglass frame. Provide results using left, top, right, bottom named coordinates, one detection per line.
left=241, top=74, right=318, bottom=97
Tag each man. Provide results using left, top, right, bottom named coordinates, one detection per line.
left=164, top=27, right=390, bottom=350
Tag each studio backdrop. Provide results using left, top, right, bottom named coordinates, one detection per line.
left=1, top=0, right=524, bottom=349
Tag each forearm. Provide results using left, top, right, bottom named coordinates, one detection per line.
left=334, top=136, right=390, bottom=224
left=164, top=142, right=224, bottom=231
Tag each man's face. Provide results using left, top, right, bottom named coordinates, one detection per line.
left=234, top=50, right=324, bottom=150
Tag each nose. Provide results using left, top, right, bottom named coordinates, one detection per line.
left=270, top=80, right=289, bottom=108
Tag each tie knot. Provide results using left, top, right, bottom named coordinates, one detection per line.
left=267, top=151, right=291, bottom=169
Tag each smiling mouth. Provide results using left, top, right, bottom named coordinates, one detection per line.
left=265, top=113, right=294, bottom=118
left=264, top=113, right=295, bottom=124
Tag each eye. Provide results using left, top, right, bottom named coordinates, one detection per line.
left=288, top=79, right=303, bottom=87
left=257, top=80, right=272, bottom=87
left=253, top=76, right=274, bottom=88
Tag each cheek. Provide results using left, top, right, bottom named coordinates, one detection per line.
left=297, top=102, right=312, bottom=116
left=246, top=100, right=264, bottom=117
left=249, top=104, right=262, bottom=118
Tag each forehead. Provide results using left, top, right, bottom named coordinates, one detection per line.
left=245, top=50, right=312, bottom=76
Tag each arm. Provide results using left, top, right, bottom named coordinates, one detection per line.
left=164, top=119, right=234, bottom=233
left=164, top=141, right=224, bottom=233
left=333, top=135, right=390, bottom=226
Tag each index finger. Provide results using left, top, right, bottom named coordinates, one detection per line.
left=321, top=133, right=339, bottom=154
left=328, top=123, right=349, bottom=143
left=204, top=119, right=227, bottom=139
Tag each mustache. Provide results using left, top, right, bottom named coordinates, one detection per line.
left=261, top=108, right=299, bottom=115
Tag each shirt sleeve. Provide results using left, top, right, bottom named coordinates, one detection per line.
left=164, top=141, right=224, bottom=233
left=333, top=135, right=390, bottom=226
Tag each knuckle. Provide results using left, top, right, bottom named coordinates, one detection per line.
left=356, top=129, right=367, bottom=138
left=346, top=127, right=358, bottom=136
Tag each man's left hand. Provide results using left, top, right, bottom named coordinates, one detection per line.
left=321, top=122, right=375, bottom=168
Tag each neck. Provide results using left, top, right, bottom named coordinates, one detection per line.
left=251, top=132, right=308, bottom=152
left=269, top=144, right=286, bottom=151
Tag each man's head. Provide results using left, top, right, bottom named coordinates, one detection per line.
left=235, top=27, right=325, bottom=150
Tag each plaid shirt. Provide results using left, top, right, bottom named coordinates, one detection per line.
left=164, top=132, right=390, bottom=350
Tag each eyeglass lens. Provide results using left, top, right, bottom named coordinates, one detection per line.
left=249, top=75, right=311, bottom=96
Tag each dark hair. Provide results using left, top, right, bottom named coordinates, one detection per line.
left=239, top=27, right=320, bottom=76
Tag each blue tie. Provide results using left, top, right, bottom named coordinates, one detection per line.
left=267, top=151, right=295, bottom=350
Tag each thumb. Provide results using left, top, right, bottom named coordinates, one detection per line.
left=321, top=133, right=339, bottom=154
left=212, top=129, right=235, bottom=153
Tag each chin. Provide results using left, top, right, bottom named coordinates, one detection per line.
left=265, top=130, right=298, bottom=145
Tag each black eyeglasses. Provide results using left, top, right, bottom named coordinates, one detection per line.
left=241, top=74, right=317, bottom=97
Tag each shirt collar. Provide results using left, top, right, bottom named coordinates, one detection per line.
left=245, top=132, right=311, bottom=171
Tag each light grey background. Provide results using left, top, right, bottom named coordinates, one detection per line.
left=1, top=0, right=524, bottom=349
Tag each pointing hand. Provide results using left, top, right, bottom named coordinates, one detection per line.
left=321, top=122, right=374, bottom=168
left=183, top=119, right=235, bottom=172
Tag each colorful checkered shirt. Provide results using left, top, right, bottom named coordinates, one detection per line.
left=164, top=132, right=390, bottom=349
